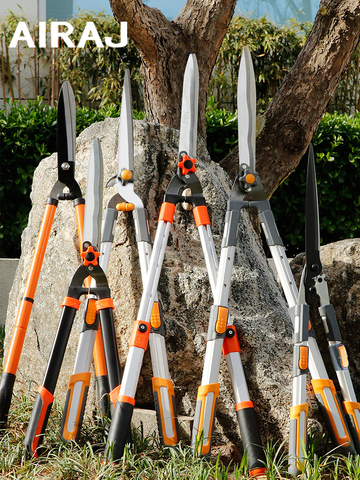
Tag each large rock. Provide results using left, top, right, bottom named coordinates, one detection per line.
left=5, top=119, right=293, bottom=449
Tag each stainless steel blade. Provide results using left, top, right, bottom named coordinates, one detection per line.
left=237, top=46, right=256, bottom=171
left=117, top=70, right=134, bottom=175
left=83, top=138, right=103, bottom=249
left=304, top=144, right=322, bottom=304
left=57, top=82, right=76, bottom=182
left=179, top=54, right=199, bottom=159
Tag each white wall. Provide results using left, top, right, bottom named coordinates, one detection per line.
left=0, top=0, right=46, bottom=22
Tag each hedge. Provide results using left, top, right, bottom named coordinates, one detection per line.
left=0, top=99, right=143, bottom=257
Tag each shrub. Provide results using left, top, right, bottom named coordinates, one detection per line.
left=271, top=112, right=360, bottom=256
left=0, top=99, right=144, bottom=258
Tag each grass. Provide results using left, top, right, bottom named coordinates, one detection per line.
left=1, top=333, right=360, bottom=479
left=0, top=392, right=360, bottom=479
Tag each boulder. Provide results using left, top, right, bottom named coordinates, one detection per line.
left=5, top=118, right=293, bottom=449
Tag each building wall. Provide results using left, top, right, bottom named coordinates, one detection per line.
left=1, top=0, right=46, bottom=22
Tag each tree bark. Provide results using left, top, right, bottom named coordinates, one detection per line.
left=109, top=0, right=237, bottom=137
left=221, top=0, right=360, bottom=195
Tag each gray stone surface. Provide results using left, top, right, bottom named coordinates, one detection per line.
left=5, top=118, right=293, bottom=449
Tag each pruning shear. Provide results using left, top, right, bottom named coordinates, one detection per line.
left=289, top=145, right=360, bottom=473
left=59, top=70, right=179, bottom=445
left=191, top=47, right=267, bottom=477
left=212, top=48, right=357, bottom=468
left=0, top=83, right=91, bottom=427
left=104, top=54, right=220, bottom=462
left=24, top=137, right=122, bottom=456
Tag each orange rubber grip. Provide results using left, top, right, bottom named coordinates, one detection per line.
left=222, top=326, right=241, bottom=356
left=62, top=297, right=81, bottom=309
left=290, top=402, right=308, bottom=460
left=96, top=298, right=114, bottom=311
left=129, top=321, right=150, bottom=350
left=152, top=377, right=178, bottom=445
left=62, top=372, right=91, bottom=441
left=193, top=205, right=210, bottom=228
left=312, top=378, right=352, bottom=447
left=158, top=202, right=176, bottom=224
left=235, top=400, right=254, bottom=411
left=195, top=383, right=220, bottom=455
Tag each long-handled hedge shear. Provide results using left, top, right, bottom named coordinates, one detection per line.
left=24, top=137, right=122, bottom=456
left=59, top=70, right=177, bottom=444
left=213, top=47, right=357, bottom=469
left=0, top=83, right=107, bottom=427
left=288, top=145, right=360, bottom=474
left=104, top=53, right=220, bottom=462
left=191, top=47, right=267, bottom=478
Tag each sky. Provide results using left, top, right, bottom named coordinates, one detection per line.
left=72, top=0, right=320, bottom=24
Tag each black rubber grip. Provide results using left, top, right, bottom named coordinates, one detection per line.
left=24, top=391, right=53, bottom=456
left=96, top=375, right=110, bottom=417
left=105, top=401, right=134, bottom=462
left=0, top=372, right=16, bottom=426
left=236, top=406, right=266, bottom=472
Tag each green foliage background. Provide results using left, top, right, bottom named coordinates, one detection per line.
left=1, top=13, right=360, bottom=258
left=0, top=100, right=144, bottom=257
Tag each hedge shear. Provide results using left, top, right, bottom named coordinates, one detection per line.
left=288, top=145, right=360, bottom=474
left=0, top=83, right=105, bottom=427
left=209, top=47, right=357, bottom=468
left=104, top=54, right=220, bottom=462
left=59, top=70, right=177, bottom=445
left=191, top=47, right=267, bottom=477
left=24, top=137, right=122, bottom=456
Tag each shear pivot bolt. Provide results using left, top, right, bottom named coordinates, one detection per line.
left=138, top=323, right=148, bottom=333
left=61, top=162, right=70, bottom=170
left=226, top=328, right=235, bottom=338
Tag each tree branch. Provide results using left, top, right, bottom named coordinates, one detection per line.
left=220, top=0, right=360, bottom=196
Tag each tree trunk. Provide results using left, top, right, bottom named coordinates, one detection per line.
left=110, top=0, right=360, bottom=194
left=109, top=0, right=237, bottom=138
left=221, top=0, right=360, bottom=195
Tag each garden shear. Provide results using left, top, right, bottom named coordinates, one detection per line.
left=209, top=47, right=356, bottom=466
left=191, top=47, right=267, bottom=477
left=24, top=137, right=122, bottom=456
left=289, top=145, right=360, bottom=474
left=0, top=83, right=110, bottom=431
left=104, top=54, right=220, bottom=462
left=59, top=70, right=178, bottom=445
